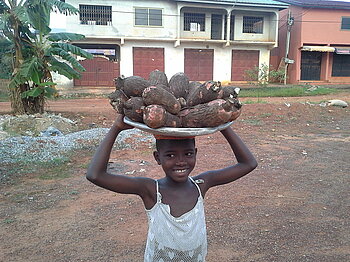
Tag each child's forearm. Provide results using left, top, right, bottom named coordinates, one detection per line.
left=86, top=123, right=122, bottom=181
left=220, top=127, right=258, bottom=170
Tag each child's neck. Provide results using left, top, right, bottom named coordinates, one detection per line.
left=162, top=177, right=192, bottom=188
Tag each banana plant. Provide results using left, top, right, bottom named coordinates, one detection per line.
left=0, top=0, right=93, bottom=114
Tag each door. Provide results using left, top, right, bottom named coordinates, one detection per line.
left=74, top=57, right=120, bottom=87
left=133, top=47, right=164, bottom=79
left=184, top=49, right=214, bottom=81
left=231, top=50, right=259, bottom=81
left=301, top=51, right=322, bottom=80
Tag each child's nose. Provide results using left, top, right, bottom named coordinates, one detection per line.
left=176, top=155, right=186, bottom=165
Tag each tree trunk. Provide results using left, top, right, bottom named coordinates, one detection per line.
left=9, top=83, right=45, bottom=114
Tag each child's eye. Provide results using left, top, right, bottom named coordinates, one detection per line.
left=185, top=152, right=194, bottom=156
left=166, top=154, right=175, bottom=158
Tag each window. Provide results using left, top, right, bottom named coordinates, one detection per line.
left=135, top=8, right=162, bottom=26
left=79, top=5, right=112, bottom=25
left=243, top=16, right=263, bottom=34
left=332, top=54, right=350, bottom=77
left=341, top=17, right=350, bottom=30
left=184, top=13, right=205, bottom=32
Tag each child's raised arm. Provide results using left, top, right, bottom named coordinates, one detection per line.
left=194, top=127, right=257, bottom=194
left=86, top=115, right=155, bottom=206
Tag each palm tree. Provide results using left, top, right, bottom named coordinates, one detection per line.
left=0, top=0, right=93, bottom=114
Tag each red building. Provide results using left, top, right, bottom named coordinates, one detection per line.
left=272, top=0, right=350, bottom=84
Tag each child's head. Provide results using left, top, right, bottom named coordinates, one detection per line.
left=154, top=137, right=197, bottom=182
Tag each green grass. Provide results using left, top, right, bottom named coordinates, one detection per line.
left=3, top=218, right=16, bottom=224
left=53, top=92, right=108, bottom=100
left=38, top=157, right=72, bottom=180
left=239, top=86, right=339, bottom=98
left=242, top=99, right=268, bottom=104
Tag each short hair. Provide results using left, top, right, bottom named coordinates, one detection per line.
left=155, top=138, right=196, bottom=151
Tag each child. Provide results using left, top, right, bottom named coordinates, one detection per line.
left=87, top=114, right=257, bottom=262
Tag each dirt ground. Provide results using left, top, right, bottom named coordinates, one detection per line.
left=0, top=93, right=350, bottom=262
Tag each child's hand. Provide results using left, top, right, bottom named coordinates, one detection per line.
left=113, top=114, right=134, bottom=131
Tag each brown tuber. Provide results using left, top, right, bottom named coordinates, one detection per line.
left=122, top=76, right=150, bottom=97
left=123, top=97, right=145, bottom=122
left=143, top=105, right=181, bottom=128
left=179, top=99, right=240, bottom=128
left=108, top=72, right=243, bottom=129
left=186, top=81, right=223, bottom=107
left=108, top=89, right=128, bottom=114
left=168, top=72, right=190, bottom=98
left=142, top=85, right=181, bottom=115
left=149, top=70, right=168, bottom=86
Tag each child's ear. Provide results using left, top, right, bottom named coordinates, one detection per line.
left=153, top=151, right=161, bottom=165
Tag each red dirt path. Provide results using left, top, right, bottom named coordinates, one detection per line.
left=0, top=94, right=349, bottom=262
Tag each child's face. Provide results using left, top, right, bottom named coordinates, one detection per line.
left=154, top=139, right=197, bottom=183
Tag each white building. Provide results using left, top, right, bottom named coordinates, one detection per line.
left=61, top=0, right=288, bottom=87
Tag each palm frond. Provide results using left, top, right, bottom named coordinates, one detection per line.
left=26, top=3, right=51, bottom=35
left=47, top=32, right=85, bottom=42
left=47, top=0, right=79, bottom=15
left=47, top=47, right=86, bottom=71
left=12, top=5, right=30, bottom=26
left=9, top=57, right=41, bottom=89
left=47, top=56, right=81, bottom=79
left=0, top=0, right=10, bottom=14
left=51, top=42, right=93, bottom=59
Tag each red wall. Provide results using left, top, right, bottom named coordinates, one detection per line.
left=275, top=6, right=350, bottom=84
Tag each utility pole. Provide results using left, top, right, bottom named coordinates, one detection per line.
left=284, top=9, right=294, bottom=85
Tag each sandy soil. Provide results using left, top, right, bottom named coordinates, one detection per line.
left=0, top=94, right=349, bottom=262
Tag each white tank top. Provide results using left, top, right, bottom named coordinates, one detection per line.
left=144, top=177, right=207, bottom=262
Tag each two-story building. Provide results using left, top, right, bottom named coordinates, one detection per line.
left=272, top=0, right=350, bottom=84
left=61, top=0, right=288, bottom=87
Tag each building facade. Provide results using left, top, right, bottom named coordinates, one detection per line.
left=60, top=0, right=288, bottom=87
left=272, top=0, right=350, bottom=84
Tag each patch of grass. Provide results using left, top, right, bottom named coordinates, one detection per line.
left=241, top=119, right=263, bottom=126
left=68, top=190, right=79, bottom=195
left=240, top=86, right=339, bottom=98
left=3, top=218, right=16, bottom=224
left=38, top=157, right=72, bottom=180
left=52, top=93, right=108, bottom=100
left=259, top=113, right=273, bottom=118
left=242, top=99, right=268, bottom=104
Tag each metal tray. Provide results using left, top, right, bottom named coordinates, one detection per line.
left=124, top=117, right=233, bottom=137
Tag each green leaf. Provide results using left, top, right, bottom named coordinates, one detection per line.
left=37, top=81, right=56, bottom=87
left=47, top=0, right=79, bottom=15
left=51, top=42, right=93, bottom=59
left=26, top=3, right=51, bottom=35
left=44, top=86, right=57, bottom=98
left=12, top=6, right=30, bottom=26
left=47, top=32, right=85, bottom=42
left=21, top=86, right=44, bottom=98
left=9, top=57, right=42, bottom=89
left=31, top=70, right=40, bottom=84
left=47, top=47, right=86, bottom=71
left=48, top=56, right=80, bottom=79
left=0, top=1, right=10, bottom=14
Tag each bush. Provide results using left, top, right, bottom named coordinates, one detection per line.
left=244, top=63, right=286, bottom=87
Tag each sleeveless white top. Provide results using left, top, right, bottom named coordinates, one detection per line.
left=144, top=177, right=207, bottom=262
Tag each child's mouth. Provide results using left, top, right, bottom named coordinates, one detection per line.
left=174, top=169, right=187, bottom=173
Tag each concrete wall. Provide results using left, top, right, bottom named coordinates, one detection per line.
left=274, top=5, right=350, bottom=84
left=119, top=40, right=271, bottom=81
left=58, top=0, right=284, bottom=86
left=66, top=0, right=177, bottom=39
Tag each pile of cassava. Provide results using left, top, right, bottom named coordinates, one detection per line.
left=108, top=70, right=242, bottom=129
